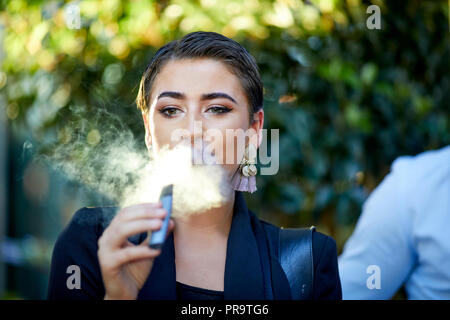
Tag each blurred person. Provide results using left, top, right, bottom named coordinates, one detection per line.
left=339, top=145, right=450, bottom=299
left=47, top=31, right=342, bottom=300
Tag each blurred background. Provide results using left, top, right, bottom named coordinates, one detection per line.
left=0, top=0, right=448, bottom=299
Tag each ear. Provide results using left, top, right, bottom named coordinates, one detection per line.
left=250, top=109, right=264, bottom=148
left=141, top=111, right=152, bottom=151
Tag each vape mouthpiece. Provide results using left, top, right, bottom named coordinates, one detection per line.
left=159, top=184, right=173, bottom=198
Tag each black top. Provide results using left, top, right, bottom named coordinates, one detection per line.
left=47, top=191, right=342, bottom=300
left=176, top=281, right=224, bottom=300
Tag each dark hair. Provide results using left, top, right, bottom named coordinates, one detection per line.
left=136, top=31, right=263, bottom=121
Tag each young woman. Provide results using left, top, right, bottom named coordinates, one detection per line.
left=47, top=31, right=342, bottom=300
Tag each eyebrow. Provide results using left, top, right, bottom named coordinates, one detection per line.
left=157, top=91, right=238, bottom=105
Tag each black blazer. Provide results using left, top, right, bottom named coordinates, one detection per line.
left=47, top=191, right=342, bottom=300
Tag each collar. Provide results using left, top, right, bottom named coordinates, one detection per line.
left=136, top=191, right=290, bottom=300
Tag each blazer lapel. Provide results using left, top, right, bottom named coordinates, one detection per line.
left=137, top=191, right=276, bottom=300
left=223, top=191, right=266, bottom=299
left=137, top=230, right=177, bottom=300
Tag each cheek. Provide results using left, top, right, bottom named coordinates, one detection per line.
left=205, top=122, right=250, bottom=173
left=150, top=120, right=179, bottom=152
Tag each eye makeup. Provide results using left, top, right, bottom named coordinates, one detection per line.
left=158, top=106, right=183, bottom=118
left=157, top=105, right=233, bottom=118
left=205, top=105, right=233, bottom=114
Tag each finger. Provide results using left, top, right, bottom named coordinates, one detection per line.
left=123, top=240, right=135, bottom=248
left=104, top=206, right=165, bottom=247
left=112, top=246, right=162, bottom=267
left=117, top=202, right=162, bottom=219
left=164, top=219, right=175, bottom=240
left=138, top=219, right=174, bottom=246
left=140, top=233, right=151, bottom=247
left=167, top=219, right=175, bottom=232
left=111, top=219, right=164, bottom=248
left=118, top=206, right=166, bottom=223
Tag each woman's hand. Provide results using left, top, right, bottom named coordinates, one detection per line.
left=97, top=202, right=174, bottom=300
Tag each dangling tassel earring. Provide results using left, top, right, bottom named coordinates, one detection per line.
left=231, top=144, right=257, bottom=193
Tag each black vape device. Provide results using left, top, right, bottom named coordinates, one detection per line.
left=149, top=184, right=173, bottom=249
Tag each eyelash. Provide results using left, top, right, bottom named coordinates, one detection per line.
left=158, top=105, right=232, bottom=118
left=207, top=105, right=232, bottom=114
left=159, top=107, right=182, bottom=118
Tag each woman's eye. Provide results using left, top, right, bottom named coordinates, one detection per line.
left=206, top=106, right=232, bottom=114
left=159, top=107, right=182, bottom=117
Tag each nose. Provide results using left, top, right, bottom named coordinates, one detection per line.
left=174, top=109, right=204, bottom=148
left=188, top=114, right=204, bottom=145
left=184, top=112, right=210, bottom=165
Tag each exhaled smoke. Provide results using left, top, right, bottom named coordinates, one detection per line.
left=38, top=108, right=233, bottom=218
left=122, top=142, right=234, bottom=218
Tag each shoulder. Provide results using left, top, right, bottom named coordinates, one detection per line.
left=312, top=231, right=337, bottom=268
left=47, top=206, right=118, bottom=300
left=51, top=206, right=121, bottom=264
left=259, top=219, right=337, bottom=265
left=69, top=206, right=118, bottom=230
left=390, top=145, right=450, bottom=191
left=311, top=231, right=342, bottom=299
left=392, top=145, right=450, bottom=173
left=52, top=205, right=119, bottom=262
left=358, top=146, right=450, bottom=226
left=259, top=219, right=341, bottom=299
left=56, top=206, right=118, bottom=247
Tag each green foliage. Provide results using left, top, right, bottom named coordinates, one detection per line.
left=1, top=0, right=449, bottom=245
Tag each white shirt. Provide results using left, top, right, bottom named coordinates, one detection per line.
left=338, top=145, right=450, bottom=299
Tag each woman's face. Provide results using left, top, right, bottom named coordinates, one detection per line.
left=142, top=58, right=264, bottom=177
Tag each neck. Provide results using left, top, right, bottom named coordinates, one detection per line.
left=173, top=191, right=235, bottom=241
